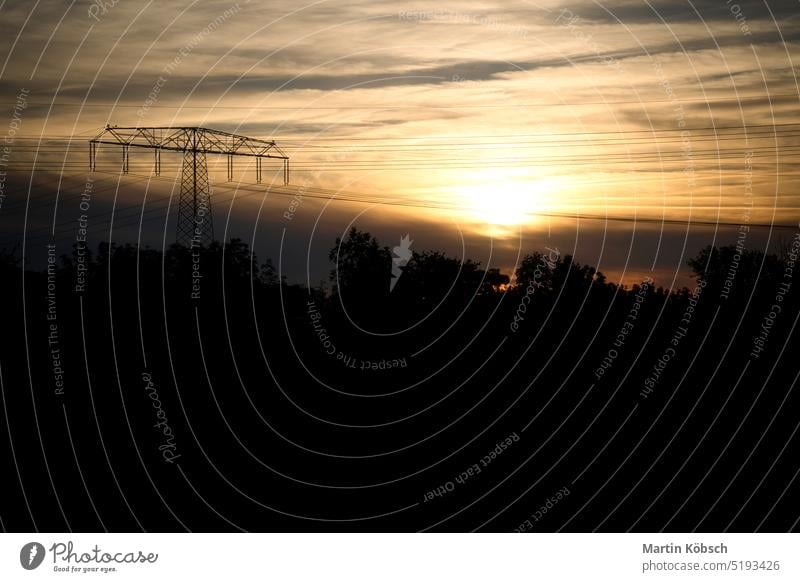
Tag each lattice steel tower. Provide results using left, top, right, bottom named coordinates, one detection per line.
left=89, top=126, right=289, bottom=246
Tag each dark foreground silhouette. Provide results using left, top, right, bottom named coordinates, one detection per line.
left=1, top=229, right=799, bottom=532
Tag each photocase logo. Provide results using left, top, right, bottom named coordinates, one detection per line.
left=20, top=542, right=46, bottom=570
left=391, top=234, right=413, bottom=292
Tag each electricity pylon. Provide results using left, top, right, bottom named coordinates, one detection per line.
left=89, top=126, right=289, bottom=246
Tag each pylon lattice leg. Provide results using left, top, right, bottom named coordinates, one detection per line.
left=176, top=150, right=214, bottom=247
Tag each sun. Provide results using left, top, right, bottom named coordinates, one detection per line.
left=454, top=170, right=555, bottom=232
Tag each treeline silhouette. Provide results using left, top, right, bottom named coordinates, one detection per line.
left=0, top=228, right=798, bottom=532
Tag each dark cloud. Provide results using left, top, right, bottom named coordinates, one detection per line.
left=198, top=27, right=800, bottom=91
left=682, top=92, right=799, bottom=112
left=558, top=0, right=800, bottom=24
left=7, top=24, right=797, bottom=107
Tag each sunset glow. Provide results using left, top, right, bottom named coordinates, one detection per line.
left=453, top=170, right=555, bottom=233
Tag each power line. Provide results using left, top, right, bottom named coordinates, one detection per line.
left=10, top=122, right=800, bottom=144
left=10, top=131, right=800, bottom=155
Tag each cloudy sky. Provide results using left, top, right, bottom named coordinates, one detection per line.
left=1, top=0, right=799, bottom=285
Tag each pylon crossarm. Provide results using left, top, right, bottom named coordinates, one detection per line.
left=89, top=126, right=289, bottom=160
